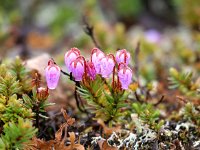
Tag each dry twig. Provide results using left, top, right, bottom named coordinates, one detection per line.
left=82, top=16, right=101, bottom=49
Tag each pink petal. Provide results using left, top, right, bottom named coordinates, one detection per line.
left=45, top=65, right=60, bottom=89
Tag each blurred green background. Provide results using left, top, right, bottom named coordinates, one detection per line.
left=0, top=0, right=199, bottom=77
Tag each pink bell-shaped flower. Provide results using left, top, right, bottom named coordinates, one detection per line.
left=118, top=63, right=132, bottom=89
left=91, top=48, right=105, bottom=74
left=116, top=49, right=130, bottom=65
left=45, top=60, right=60, bottom=89
left=70, top=56, right=85, bottom=81
left=86, top=61, right=96, bottom=80
left=64, top=47, right=80, bottom=73
left=100, top=54, right=115, bottom=78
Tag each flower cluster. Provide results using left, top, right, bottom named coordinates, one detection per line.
left=45, top=47, right=133, bottom=90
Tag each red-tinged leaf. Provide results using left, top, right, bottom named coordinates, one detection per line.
left=65, top=132, right=85, bottom=150
left=97, top=119, right=121, bottom=136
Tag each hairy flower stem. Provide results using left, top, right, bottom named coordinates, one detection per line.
left=60, top=70, right=70, bottom=77
left=75, top=86, right=85, bottom=113
left=60, top=69, right=77, bottom=83
left=73, top=80, right=88, bottom=113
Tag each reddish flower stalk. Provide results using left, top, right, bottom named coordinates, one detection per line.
left=108, top=54, right=116, bottom=89
left=116, top=49, right=130, bottom=65
left=86, top=61, right=96, bottom=80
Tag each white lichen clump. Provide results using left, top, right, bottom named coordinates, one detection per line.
left=107, top=132, right=123, bottom=148
left=123, top=133, right=137, bottom=148
left=175, top=122, right=194, bottom=131
left=91, top=136, right=104, bottom=145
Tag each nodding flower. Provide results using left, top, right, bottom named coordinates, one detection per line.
left=100, top=54, right=115, bottom=78
left=64, top=47, right=80, bottom=73
left=45, top=60, right=60, bottom=89
left=118, top=63, right=132, bottom=89
left=70, top=56, right=85, bottom=81
left=86, top=61, right=96, bottom=80
left=91, top=48, right=105, bottom=74
left=116, top=49, right=130, bottom=65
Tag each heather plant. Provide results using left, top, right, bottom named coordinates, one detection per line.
left=168, top=67, right=200, bottom=97
left=168, top=67, right=200, bottom=126
left=0, top=32, right=197, bottom=150
left=0, top=60, right=32, bottom=124
left=46, top=47, right=132, bottom=125
left=0, top=57, right=53, bottom=149
left=9, top=57, right=32, bottom=94
left=22, top=82, right=54, bottom=127
left=183, top=103, right=200, bottom=126
left=1, top=1, right=200, bottom=149
left=0, top=118, right=37, bottom=150
left=132, top=102, right=164, bottom=131
left=43, top=33, right=200, bottom=148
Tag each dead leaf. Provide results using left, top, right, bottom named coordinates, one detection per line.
left=98, top=140, right=118, bottom=150
left=61, top=108, right=70, bottom=121
left=97, top=119, right=121, bottom=136
left=55, top=122, right=67, bottom=141
left=61, top=108, right=75, bottom=126
left=26, top=110, right=83, bottom=150
left=65, top=132, right=85, bottom=150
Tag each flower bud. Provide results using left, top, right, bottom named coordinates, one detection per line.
left=37, top=87, right=49, bottom=101
left=118, top=64, right=132, bottom=89
left=91, top=48, right=105, bottom=74
left=116, top=49, right=130, bottom=65
left=45, top=60, right=60, bottom=89
left=70, top=56, right=85, bottom=81
left=100, top=55, right=115, bottom=78
left=64, top=47, right=80, bottom=72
